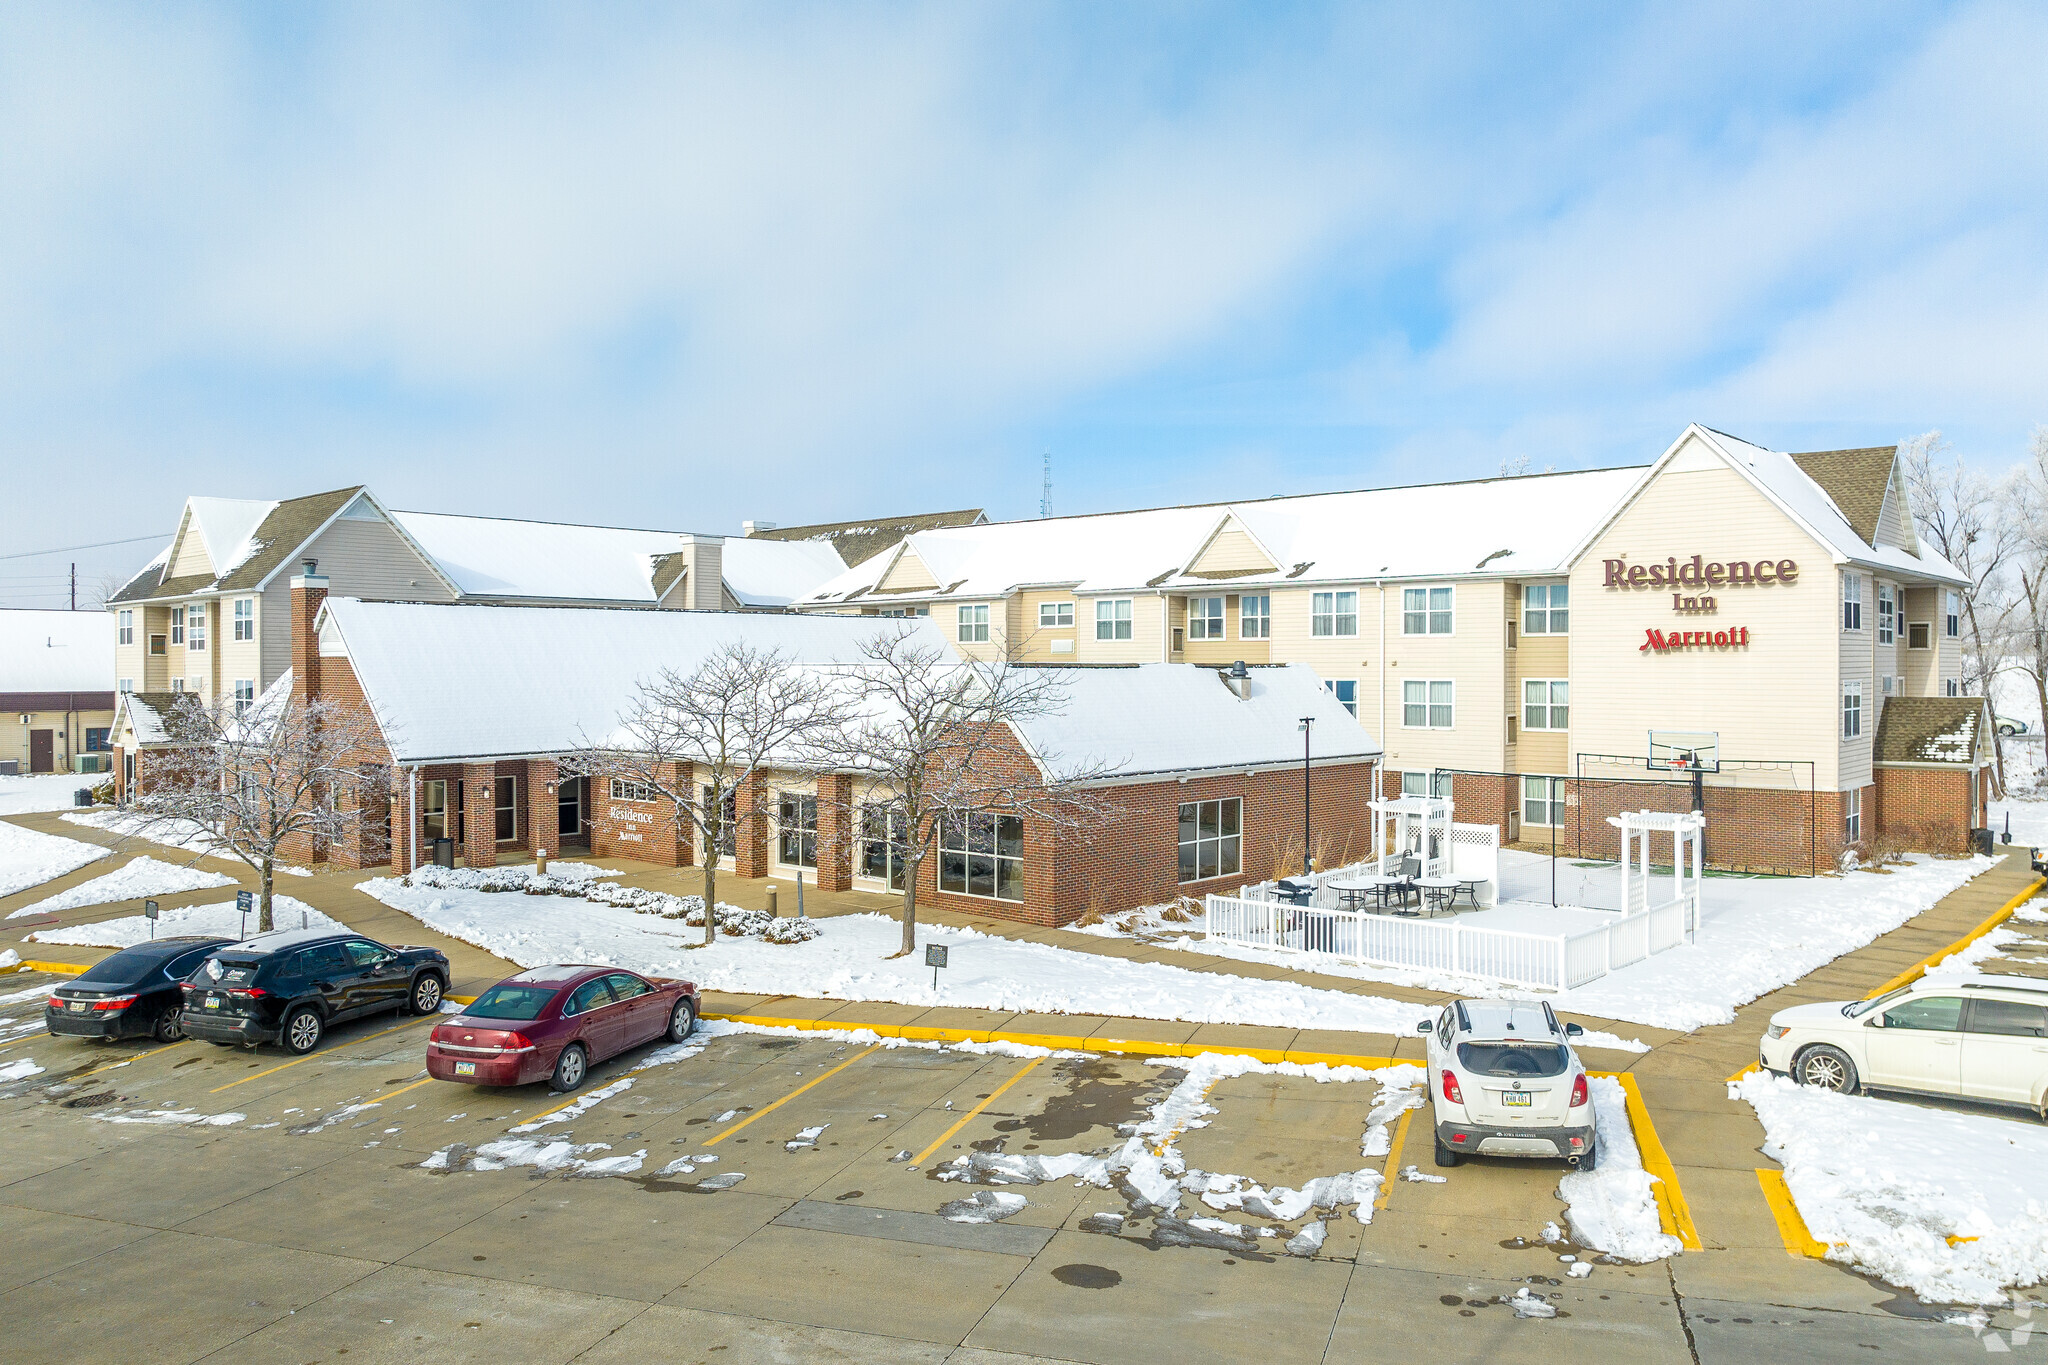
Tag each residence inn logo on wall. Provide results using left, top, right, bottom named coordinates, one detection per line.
left=1609, top=554, right=1789, bottom=653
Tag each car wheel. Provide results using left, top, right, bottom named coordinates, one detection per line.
left=1433, top=1136, right=1461, bottom=1168
left=409, top=974, right=444, bottom=1016
left=551, top=1043, right=588, bottom=1092
left=282, top=1006, right=324, bottom=1056
left=1576, top=1141, right=1599, bottom=1172
left=2001, top=725, right=2017, bottom=737
left=1794, top=1044, right=1858, bottom=1093
left=667, top=998, right=696, bottom=1043
left=153, top=1010, right=185, bottom=1043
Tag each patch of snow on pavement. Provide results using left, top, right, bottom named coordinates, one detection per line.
left=0, top=1058, right=46, bottom=1082
left=1556, top=1077, right=1681, bottom=1263
left=0, top=819, right=110, bottom=899
left=288, top=1101, right=381, bottom=1134
left=98, top=1107, right=245, bottom=1127
left=1734, top=1069, right=2048, bottom=1304
left=0, top=775, right=105, bottom=815
left=9, top=855, right=237, bottom=918
left=508, top=1078, right=632, bottom=1133
left=940, top=1190, right=1028, bottom=1223
left=28, top=895, right=337, bottom=947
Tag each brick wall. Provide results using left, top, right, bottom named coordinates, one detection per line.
left=816, top=772, right=853, bottom=892
left=1875, top=766, right=1975, bottom=855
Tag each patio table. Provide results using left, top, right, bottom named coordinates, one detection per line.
left=1331, top=874, right=1416, bottom=914
left=1415, top=876, right=1462, bottom=917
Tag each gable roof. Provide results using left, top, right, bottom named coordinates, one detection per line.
left=1788, top=447, right=1896, bottom=546
left=108, top=487, right=366, bottom=603
left=112, top=690, right=181, bottom=746
left=1874, top=696, right=1992, bottom=766
left=749, top=509, right=987, bottom=568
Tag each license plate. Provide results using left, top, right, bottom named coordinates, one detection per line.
left=454, top=1061, right=476, bottom=1077
left=68, top=1001, right=88, bottom=1013
left=204, top=996, right=221, bottom=1009
left=1502, top=1091, right=1532, bottom=1107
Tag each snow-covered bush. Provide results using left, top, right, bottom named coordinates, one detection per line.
left=763, top=916, right=822, bottom=944
left=684, top=902, right=771, bottom=936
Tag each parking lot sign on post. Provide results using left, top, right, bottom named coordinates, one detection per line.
left=926, top=943, right=947, bottom=992
left=236, top=890, right=253, bottom=938
left=144, top=899, right=159, bottom=939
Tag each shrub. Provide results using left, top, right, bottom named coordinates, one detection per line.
left=763, top=917, right=822, bottom=944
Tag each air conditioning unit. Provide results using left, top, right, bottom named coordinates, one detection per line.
left=1506, top=811, right=1522, bottom=842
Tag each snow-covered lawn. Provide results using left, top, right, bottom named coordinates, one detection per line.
left=0, top=818, right=110, bottom=899
left=26, top=895, right=336, bottom=948
left=1735, top=1070, right=2048, bottom=1304
left=0, top=774, right=103, bottom=815
left=57, top=809, right=310, bottom=876
left=1990, top=791, right=2048, bottom=850
left=1080, top=850, right=1997, bottom=1033
left=8, top=856, right=237, bottom=918
left=355, top=874, right=1647, bottom=1050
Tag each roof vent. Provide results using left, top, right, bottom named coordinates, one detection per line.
left=1222, top=661, right=1252, bottom=699
left=743, top=520, right=777, bottom=536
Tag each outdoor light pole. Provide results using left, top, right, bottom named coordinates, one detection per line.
left=1298, top=716, right=1315, bottom=877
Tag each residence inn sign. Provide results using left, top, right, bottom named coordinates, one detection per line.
left=1604, top=552, right=1796, bottom=655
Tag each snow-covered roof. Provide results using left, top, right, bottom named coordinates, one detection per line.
left=186, top=497, right=278, bottom=580
left=801, top=466, right=1649, bottom=604
left=720, top=538, right=849, bottom=608
left=113, top=691, right=177, bottom=745
left=319, top=599, right=955, bottom=763
left=1009, top=663, right=1380, bottom=782
left=0, top=610, right=116, bottom=693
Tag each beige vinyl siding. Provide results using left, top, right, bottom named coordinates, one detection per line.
left=166, top=515, right=214, bottom=579
left=1874, top=481, right=1916, bottom=552
left=1174, top=593, right=1270, bottom=666
left=1838, top=573, right=1874, bottom=791
left=1512, top=624, right=1570, bottom=775
left=947, top=600, right=1005, bottom=662
left=257, top=516, right=455, bottom=688
left=1569, top=447, right=1842, bottom=788
left=1075, top=593, right=1164, bottom=663
left=218, top=594, right=262, bottom=700
left=1186, top=523, right=1277, bottom=576
left=876, top=548, right=940, bottom=593
left=1014, top=587, right=1083, bottom=662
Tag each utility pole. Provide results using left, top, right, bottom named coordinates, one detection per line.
left=69, top=562, right=76, bottom=611
left=1040, top=454, right=1052, bottom=519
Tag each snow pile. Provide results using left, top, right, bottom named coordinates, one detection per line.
left=28, top=895, right=336, bottom=947
left=1064, top=897, right=1206, bottom=940
left=1927, top=927, right=2026, bottom=975
left=422, top=1138, right=647, bottom=1177
left=1556, top=1078, right=1682, bottom=1263
left=0, top=819, right=110, bottom=899
left=405, top=861, right=618, bottom=894
left=8, top=856, right=237, bottom=918
left=1735, top=1070, right=2048, bottom=1304
left=0, top=949, right=19, bottom=970
left=361, top=875, right=1643, bottom=1042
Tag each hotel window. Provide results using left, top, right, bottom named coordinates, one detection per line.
left=609, top=777, right=656, bottom=803
left=171, top=678, right=184, bottom=693
left=1946, top=591, right=1961, bottom=638
left=170, top=606, right=185, bottom=646
left=1403, top=679, right=1454, bottom=729
left=233, top=598, right=255, bottom=641
left=1403, top=586, right=1453, bottom=635
left=1523, top=776, right=1566, bottom=829
left=149, top=634, right=166, bottom=656
left=877, top=606, right=928, bottom=618
left=702, top=786, right=737, bottom=858
left=1240, top=594, right=1271, bottom=639
left=1945, top=678, right=1961, bottom=697
left=1522, top=679, right=1568, bottom=730
left=233, top=680, right=254, bottom=717
left=939, top=810, right=1024, bottom=902
left=1842, top=680, right=1863, bottom=739
left=1177, top=798, right=1241, bottom=883
left=1188, top=596, right=1226, bottom=640
left=187, top=603, right=206, bottom=651
left=777, top=792, right=818, bottom=867
left=495, top=776, right=518, bottom=842
left=1313, top=590, right=1359, bottom=637
left=1841, top=573, right=1862, bottom=631
left=957, top=604, right=989, bottom=643
left=84, top=728, right=110, bottom=752
left=1907, top=622, right=1931, bottom=650
left=117, top=610, right=133, bottom=646
left=1038, top=601, right=1074, bottom=628
left=859, top=805, right=909, bottom=890
left=118, top=679, right=132, bottom=693
left=1096, top=599, right=1133, bottom=641
left=1325, top=679, right=1357, bottom=716
left=1402, top=771, right=1452, bottom=799
left=1523, top=584, right=1568, bottom=634
left=1844, top=788, right=1862, bottom=844
left=1877, top=584, right=1894, bottom=644
left=1880, top=675, right=1893, bottom=696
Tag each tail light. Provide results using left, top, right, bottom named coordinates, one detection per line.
left=1569, top=1074, right=1589, bottom=1107
left=227, top=988, right=268, bottom=1000
left=506, top=1032, right=534, bottom=1051
left=1440, top=1070, right=1464, bottom=1104
left=47, top=995, right=64, bottom=1009
left=91, top=994, right=139, bottom=1012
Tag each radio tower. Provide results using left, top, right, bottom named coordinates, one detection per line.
left=1040, top=453, right=1052, bottom=519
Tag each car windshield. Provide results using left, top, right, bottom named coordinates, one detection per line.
left=1845, top=987, right=1910, bottom=1019
left=1456, top=1042, right=1570, bottom=1078
left=464, top=983, right=560, bottom=1021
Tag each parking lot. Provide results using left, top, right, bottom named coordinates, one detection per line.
left=3, top=965, right=2031, bottom=1365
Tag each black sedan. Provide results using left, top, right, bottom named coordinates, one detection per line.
left=46, top=936, right=234, bottom=1042
left=180, top=927, right=451, bottom=1054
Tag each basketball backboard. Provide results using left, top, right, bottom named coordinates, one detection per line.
left=1648, top=729, right=1720, bottom=773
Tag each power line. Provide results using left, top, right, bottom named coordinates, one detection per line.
left=0, top=531, right=170, bottom=562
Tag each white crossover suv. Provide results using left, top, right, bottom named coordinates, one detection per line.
left=1418, top=999, right=1596, bottom=1168
left=1758, top=975, right=2048, bottom=1115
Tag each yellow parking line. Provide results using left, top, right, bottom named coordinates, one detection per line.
left=910, top=1056, right=1045, bottom=1167
left=1611, top=1072, right=1702, bottom=1251
left=1374, top=1105, right=1418, bottom=1211
left=1755, top=1168, right=1829, bottom=1257
left=703, top=1042, right=884, bottom=1146
left=376, top=1075, right=438, bottom=1104
left=208, top=1016, right=432, bottom=1094
left=1865, top=875, right=2045, bottom=999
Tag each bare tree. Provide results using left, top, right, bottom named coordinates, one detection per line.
left=1902, top=430, right=2022, bottom=701
left=815, top=627, right=1116, bottom=958
left=562, top=642, right=853, bottom=945
left=128, top=691, right=392, bottom=931
left=1995, top=429, right=2048, bottom=752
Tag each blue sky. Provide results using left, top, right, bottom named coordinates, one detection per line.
left=2, top=2, right=2045, bottom=605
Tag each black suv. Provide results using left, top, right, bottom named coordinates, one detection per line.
left=180, top=929, right=451, bottom=1054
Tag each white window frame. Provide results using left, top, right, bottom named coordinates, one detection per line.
left=1842, top=573, right=1862, bottom=631
left=1401, top=585, right=1453, bottom=636
left=1842, top=680, right=1863, bottom=739
left=1188, top=596, right=1226, bottom=641
left=170, top=606, right=185, bottom=646
left=1907, top=621, right=1932, bottom=650
left=1946, top=591, right=1961, bottom=638
left=118, top=679, right=132, bottom=694
left=1880, top=675, right=1894, bottom=696
left=1844, top=788, right=1862, bottom=844
left=233, top=679, right=255, bottom=717
left=1095, top=599, right=1133, bottom=641
left=957, top=604, right=989, bottom=643
left=1312, top=590, right=1359, bottom=638
left=117, top=610, right=133, bottom=646
left=1401, top=770, right=1452, bottom=799
left=233, top=598, right=255, bottom=641
left=187, top=602, right=206, bottom=652
left=1038, top=601, right=1074, bottom=628
left=1325, top=679, right=1357, bottom=716
left=609, top=777, right=656, bottom=803
left=1877, top=583, right=1894, bottom=644
left=776, top=791, right=818, bottom=868
left=1402, top=679, right=1454, bottom=729
left=170, top=677, right=184, bottom=693
left=1522, top=775, right=1566, bottom=828
left=1239, top=594, right=1270, bottom=639
left=1177, top=797, right=1242, bottom=883
left=1522, top=584, right=1568, bottom=635
left=1522, top=679, right=1568, bottom=731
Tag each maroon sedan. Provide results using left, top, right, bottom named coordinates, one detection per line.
left=427, top=965, right=699, bottom=1091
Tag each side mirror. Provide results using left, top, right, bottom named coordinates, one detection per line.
left=1416, top=1020, right=1433, bottom=1034
left=1564, top=1022, right=1584, bottom=1037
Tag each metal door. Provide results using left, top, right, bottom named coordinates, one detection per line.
left=29, top=730, right=53, bottom=773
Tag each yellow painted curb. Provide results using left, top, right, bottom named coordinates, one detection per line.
left=9, top=959, right=87, bottom=976
left=1726, top=1061, right=1761, bottom=1084
left=1614, top=1072, right=1702, bottom=1251
left=1755, top=1168, right=1830, bottom=1258
left=1864, top=874, right=2047, bottom=1000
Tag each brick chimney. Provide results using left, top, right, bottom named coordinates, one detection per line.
left=290, top=569, right=329, bottom=703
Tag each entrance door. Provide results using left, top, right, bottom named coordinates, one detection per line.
left=558, top=776, right=586, bottom=845
left=859, top=806, right=910, bottom=890
left=29, top=730, right=53, bottom=773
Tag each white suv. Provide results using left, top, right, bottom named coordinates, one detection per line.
left=1418, top=999, right=1596, bottom=1168
left=1758, top=975, right=2048, bottom=1115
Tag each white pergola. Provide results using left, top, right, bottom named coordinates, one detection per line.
left=1606, top=809, right=1704, bottom=923
left=1370, top=794, right=1454, bottom=880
